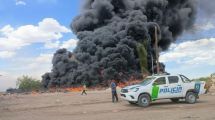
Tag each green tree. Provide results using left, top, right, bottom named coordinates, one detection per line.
left=136, top=42, right=149, bottom=75
left=16, top=75, right=42, bottom=92
left=193, top=77, right=211, bottom=81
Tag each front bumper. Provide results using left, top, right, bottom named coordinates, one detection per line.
left=120, top=92, right=138, bottom=102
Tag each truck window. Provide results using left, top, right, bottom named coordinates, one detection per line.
left=180, top=75, right=191, bottom=83
left=139, top=77, right=155, bottom=86
left=168, top=76, right=179, bottom=84
left=153, top=77, right=166, bottom=85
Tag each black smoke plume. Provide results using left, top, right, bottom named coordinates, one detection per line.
left=42, top=0, right=197, bottom=88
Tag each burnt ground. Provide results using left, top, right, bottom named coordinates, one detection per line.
left=0, top=89, right=215, bottom=120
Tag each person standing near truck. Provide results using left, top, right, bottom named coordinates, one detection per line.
left=111, top=80, right=118, bottom=103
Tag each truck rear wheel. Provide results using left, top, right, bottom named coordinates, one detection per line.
left=185, top=92, right=197, bottom=104
left=138, top=94, right=150, bottom=107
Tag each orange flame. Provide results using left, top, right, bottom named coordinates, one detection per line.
left=118, top=80, right=141, bottom=88
left=31, top=91, right=39, bottom=96
left=65, top=86, right=83, bottom=92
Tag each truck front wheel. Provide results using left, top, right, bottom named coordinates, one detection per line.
left=138, top=94, right=151, bottom=107
left=185, top=92, right=197, bottom=104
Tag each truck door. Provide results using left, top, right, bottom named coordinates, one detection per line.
left=152, top=77, right=168, bottom=99
left=167, top=76, right=183, bottom=98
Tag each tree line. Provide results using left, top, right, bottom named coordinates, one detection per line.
left=6, top=74, right=214, bottom=93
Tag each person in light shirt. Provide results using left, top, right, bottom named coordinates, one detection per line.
left=81, top=83, right=87, bottom=95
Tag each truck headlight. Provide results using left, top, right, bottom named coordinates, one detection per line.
left=129, top=88, right=139, bottom=92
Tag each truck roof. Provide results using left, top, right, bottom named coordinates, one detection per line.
left=148, top=73, right=182, bottom=78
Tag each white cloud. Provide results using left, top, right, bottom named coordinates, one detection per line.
left=37, top=0, right=58, bottom=4
left=27, top=53, right=53, bottom=69
left=0, top=18, right=70, bottom=58
left=44, top=41, right=60, bottom=49
left=35, top=53, right=53, bottom=63
left=0, top=53, right=54, bottom=91
left=160, top=38, right=215, bottom=65
left=0, top=71, right=9, bottom=76
left=21, top=53, right=53, bottom=78
left=15, top=0, right=26, bottom=6
left=44, top=39, right=78, bottom=49
left=38, top=18, right=70, bottom=33
left=0, top=18, right=70, bottom=50
left=9, top=53, right=53, bottom=70
left=0, top=51, right=16, bottom=58
left=0, top=71, right=17, bottom=91
left=0, top=25, right=14, bottom=36
left=60, top=39, right=78, bottom=49
left=194, top=22, right=215, bottom=31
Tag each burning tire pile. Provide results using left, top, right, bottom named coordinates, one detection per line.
left=42, top=0, right=197, bottom=88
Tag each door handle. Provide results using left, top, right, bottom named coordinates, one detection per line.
left=164, top=86, right=168, bottom=87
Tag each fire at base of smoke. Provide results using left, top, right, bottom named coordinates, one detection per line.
left=42, top=0, right=197, bottom=88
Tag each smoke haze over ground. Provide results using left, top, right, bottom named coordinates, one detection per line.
left=42, top=0, right=197, bottom=88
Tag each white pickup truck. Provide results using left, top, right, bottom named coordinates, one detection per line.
left=120, top=74, right=207, bottom=107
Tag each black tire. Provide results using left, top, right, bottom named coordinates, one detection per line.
left=128, top=101, right=137, bottom=105
left=171, top=98, right=179, bottom=103
left=138, top=94, right=151, bottom=107
left=185, top=92, right=197, bottom=104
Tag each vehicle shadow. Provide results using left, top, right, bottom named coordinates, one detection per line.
left=123, top=100, right=208, bottom=108
left=151, top=100, right=207, bottom=106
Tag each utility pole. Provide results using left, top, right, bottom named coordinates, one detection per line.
left=147, top=35, right=154, bottom=75
left=154, top=26, right=160, bottom=74
left=151, top=54, right=154, bottom=75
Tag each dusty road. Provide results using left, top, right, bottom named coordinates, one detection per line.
left=0, top=89, right=215, bottom=120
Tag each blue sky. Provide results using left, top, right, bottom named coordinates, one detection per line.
left=0, top=0, right=215, bottom=91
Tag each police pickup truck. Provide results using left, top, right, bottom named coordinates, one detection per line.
left=120, top=74, right=207, bottom=107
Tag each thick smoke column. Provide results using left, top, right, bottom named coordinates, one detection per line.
left=42, top=0, right=197, bottom=88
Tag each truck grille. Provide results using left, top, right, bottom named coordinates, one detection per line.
left=121, top=89, right=128, bottom=93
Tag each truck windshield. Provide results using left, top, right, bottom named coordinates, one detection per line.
left=139, top=77, right=155, bottom=86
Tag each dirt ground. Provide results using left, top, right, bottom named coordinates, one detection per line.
left=1, top=89, right=215, bottom=120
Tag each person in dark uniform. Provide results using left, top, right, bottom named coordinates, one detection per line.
left=111, top=80, right=118, bottom=102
